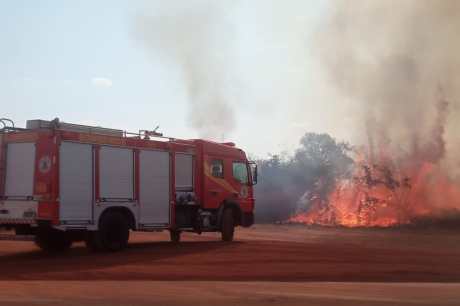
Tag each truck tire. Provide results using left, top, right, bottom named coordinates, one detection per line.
left=35, top=227, right=72, bottom=252
left=221, top=208, right=235, bottom=242
left=85, top=231, right=103, bottom=252
left=170, top=230, right=181, bottom=243
left=94, top=211, right=130, bottom=252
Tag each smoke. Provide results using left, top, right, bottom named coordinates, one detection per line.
left=284, top=0, right=460, bottom=226
left=134, top=0, right=460, bottom=155
left=134, top=1, right=236, bottom=139
left=133, top=0, right=460, bottom=223
left=134, top=1, right=315, bottom=143
left=313, top=0, right=460, bottom=177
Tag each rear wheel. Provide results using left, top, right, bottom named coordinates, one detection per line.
left=170, top=230, right=181, bottom=243
left=221, top=208, right=235, bottom=242
left=89, top=211, right=129, bottom=252
left=35, top=227, right=72, bottom=252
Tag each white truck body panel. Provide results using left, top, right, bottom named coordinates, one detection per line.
left=99, top=146, right=134, bottom=200
left=1, top=139, right=180, bottom=230
left=139, top=150, right=170, bottom=226
left=175, top=153, right=194, bottom=191
left=4, top=143, right=35, bottom=198
left=59, top=142, right=93, bottom=223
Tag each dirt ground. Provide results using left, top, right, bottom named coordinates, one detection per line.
left=0, top=224, right=459, bottom=305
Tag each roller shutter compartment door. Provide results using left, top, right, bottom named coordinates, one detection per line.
left=4, top=143, right=36, bottom=198
left=139, top=150, right=170, bottom=225
left=175, top=153, right=194, bottom=192
left=59, top=142, right=93, bottom=222
left=99, top=146, right=134, bottom=200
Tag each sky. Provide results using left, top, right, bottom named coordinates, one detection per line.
left=0, top=0, right=329, bottom=157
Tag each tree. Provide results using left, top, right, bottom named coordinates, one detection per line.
left=254, top=133, right=353, bottom=222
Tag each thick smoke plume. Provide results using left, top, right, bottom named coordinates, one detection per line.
left=134, top=1, right=460, bottom=223
left=135, top=1, right=314, bottom=143
left=135, top=1, right=236, bottom=140
left=259, top=0, right=460, bottom=224
left=315, top=0, right=460, bottom=176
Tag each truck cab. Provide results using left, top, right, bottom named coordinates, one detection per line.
left=199, top=140, right=256, bottom=226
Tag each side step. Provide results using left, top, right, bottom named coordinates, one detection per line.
left=0, top=234, right=34, bottom=241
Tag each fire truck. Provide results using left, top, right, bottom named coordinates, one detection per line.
left=0, top=118, right=257, bottom=252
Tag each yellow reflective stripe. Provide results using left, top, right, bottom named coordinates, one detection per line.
left=204, top=163, right=238, bottom=194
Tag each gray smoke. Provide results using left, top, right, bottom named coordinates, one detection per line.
left=134, top=1, right=314, bottom=142
left=134, top=1, right=460, bottom=222
left=135, top=1, right=460, bottom=162
left=135, top=1, right=236, bottom=140
left=313, top=0, right=460, bottom=177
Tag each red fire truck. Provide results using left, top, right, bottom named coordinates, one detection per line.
left=0, top=118, right=257, bottom=252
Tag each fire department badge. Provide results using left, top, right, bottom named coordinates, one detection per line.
left=38, top=155, right=52, bottom=174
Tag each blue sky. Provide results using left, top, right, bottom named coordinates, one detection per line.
left=1, top=1, right=328, bottom=157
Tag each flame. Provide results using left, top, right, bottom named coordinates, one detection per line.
left=290, top=148, right=460, bottom=227
left=289, top=93, right=460, bottom=228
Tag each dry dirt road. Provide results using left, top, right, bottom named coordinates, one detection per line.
left=0, top=225, right=459, bottom=305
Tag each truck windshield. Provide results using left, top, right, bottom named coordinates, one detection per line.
left=232, top=162, right=248, bottom=184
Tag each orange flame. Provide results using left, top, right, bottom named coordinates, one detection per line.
left=290, top=149, right=460, bottom=227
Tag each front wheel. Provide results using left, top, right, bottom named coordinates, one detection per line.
left=170, top=230, right=181, bottom=243
left=221, top=208, right=235, bottom=242
left=88, top=211, right=129, bottom=252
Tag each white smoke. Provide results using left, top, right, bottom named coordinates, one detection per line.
left=133, top=0, right=460, bottom=176
left=134, top=0, right=317, bottom=142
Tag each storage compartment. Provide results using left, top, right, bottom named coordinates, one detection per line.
left=59, top=142, right=93, bottom=222
left=4, top=143, right=36, bottom=198
left=99, top=146, right=134, bottom=200
left=175, top=153, right=194, bottom=192
left=139, top=150, right=170, bottom=225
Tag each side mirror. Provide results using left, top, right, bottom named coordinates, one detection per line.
left=249, top=162, right=258, bottom=186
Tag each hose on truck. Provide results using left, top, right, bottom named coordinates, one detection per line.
left=0, top=118, right=15, bottom=131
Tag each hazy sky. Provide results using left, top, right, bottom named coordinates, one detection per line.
left=1, top=0, right=328, bottom=157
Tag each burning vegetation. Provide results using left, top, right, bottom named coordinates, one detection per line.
left=257, top=92, right=460, bottom=228
left=291, top=95, right=460, bottom=227
left=286, top=0, right=460, bottom=228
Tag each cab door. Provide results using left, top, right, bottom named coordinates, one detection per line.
left=230, top=160, right=254, bottom=212
left=203, top=155, right=238, bottom=209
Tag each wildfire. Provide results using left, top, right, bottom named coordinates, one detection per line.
left=290, top=148, right=460, bottom=227
left=290, top=91, right=460, bottom=228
